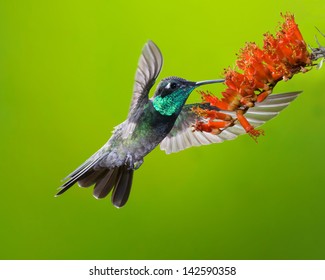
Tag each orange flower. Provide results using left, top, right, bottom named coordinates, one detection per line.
left=194, top=13, right=313, bottom=140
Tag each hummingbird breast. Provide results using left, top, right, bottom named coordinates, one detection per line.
left=104, top=101, right=178, bottom=168
left=129, top=102, right=178, bottom=156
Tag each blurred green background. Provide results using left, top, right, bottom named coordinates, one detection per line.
left=0, top=0, right=324, bottom=260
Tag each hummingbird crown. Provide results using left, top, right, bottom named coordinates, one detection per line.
left=161, top=76, right=187, bottom=82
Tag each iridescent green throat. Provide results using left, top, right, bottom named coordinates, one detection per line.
left=152, top=89, right=193, bottom=116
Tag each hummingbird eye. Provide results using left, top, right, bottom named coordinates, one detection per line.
left=170, top=82, right=177, bottom=89
left=159, top=81, right=179, bottom=97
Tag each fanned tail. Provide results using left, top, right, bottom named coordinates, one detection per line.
left=56, top=159, right=134, bottom=208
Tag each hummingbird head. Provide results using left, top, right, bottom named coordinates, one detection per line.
left=152, top=77, right=223, bottom=116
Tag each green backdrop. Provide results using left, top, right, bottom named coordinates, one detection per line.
left=0, top=0, right=324, bottom=259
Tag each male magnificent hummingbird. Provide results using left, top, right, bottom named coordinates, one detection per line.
left=56, top=40, right=300, bottom=207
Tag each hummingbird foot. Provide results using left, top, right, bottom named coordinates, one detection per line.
left=125, top=154, right=143, bottom=170
left=133, top=160, right=143, bottom=170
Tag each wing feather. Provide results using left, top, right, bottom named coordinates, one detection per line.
left=128, top=40, right=163, bottom=120
left=160, top=91, right=302, bottom=154
left=121, top=40, right=163, bottom=139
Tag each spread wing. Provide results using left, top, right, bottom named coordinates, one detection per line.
left=120, top=40, right=163, bottom=139
left=128, top=40, right=163, bottom=120
left=160, top=91, right=302, bottom=154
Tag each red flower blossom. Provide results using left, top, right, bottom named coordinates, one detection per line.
left=194, top=13, right=314, bottom=141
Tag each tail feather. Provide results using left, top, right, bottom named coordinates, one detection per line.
left=112, top=166, right=134, bottom=208
left=93, top=168, right=119, bottom=199
left=56, top=158, right=101, bottom=196
left=57, top=159, right=134, bottom=207
left=56, top=177, right=79, bottom=196
left=78, top=169, right=106, bottom=188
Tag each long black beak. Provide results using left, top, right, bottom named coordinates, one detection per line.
left=195, top=79, right=225, bottom=86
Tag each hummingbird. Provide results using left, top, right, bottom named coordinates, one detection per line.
left=56, top=40, right=224, bottom=207
left=56, top=40, right=301, bottom=208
